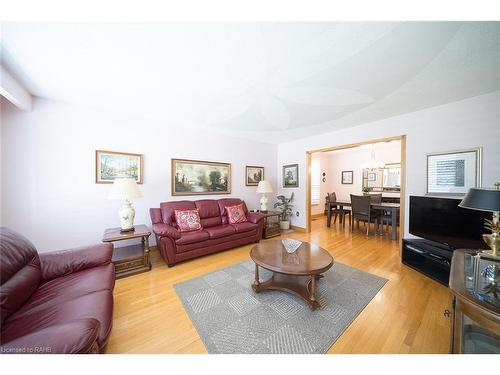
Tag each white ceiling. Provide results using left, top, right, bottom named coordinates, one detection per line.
left=1, top=22, right=499, bottom=143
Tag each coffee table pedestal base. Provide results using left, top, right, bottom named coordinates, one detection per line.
left=252, top=270, right=323, bottom=310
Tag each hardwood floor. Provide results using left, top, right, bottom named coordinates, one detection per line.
left=106, top=218, right=451, bottom=354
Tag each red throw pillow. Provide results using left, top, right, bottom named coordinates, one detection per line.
left=225, top=204, right=247, bottom=224
left=174, top=209, right=202, bottom=232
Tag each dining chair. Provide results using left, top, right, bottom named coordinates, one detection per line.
left=369, top=194, right=393, bottom=235
left=369, top=194, right=384, bottom=234
left=380, top=212, right=392, bottom=235
left=327, top=192, right=351, bottom=228
left=350, top=194, right=380, bottom=236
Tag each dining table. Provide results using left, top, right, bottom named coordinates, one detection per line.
left=326, top=200, right=401, bottom=241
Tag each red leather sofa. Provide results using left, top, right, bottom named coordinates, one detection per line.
left=0, top=227, right=115, bottom=354
left=150, top=198, right=264, bottom=267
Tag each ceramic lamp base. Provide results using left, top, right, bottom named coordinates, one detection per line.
left=260, top=194, right=268, bottom=212
left=119, top=199, right=136, bottom=232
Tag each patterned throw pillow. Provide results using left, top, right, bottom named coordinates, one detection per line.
left=174, top=209, right=202, bottom=232
left=225, top=204, right=247, bottom=224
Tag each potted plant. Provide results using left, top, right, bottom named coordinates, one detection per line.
left=274, top=192, right=294, bottom=230
left=362, top=186, right=373, bottom=194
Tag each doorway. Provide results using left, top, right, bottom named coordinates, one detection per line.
left=305, top=135, right=407, bottom=246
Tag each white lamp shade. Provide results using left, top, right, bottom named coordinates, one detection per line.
left=256, top=180, right=273, bottom=193
left=108, top=178, right=143, bottom=200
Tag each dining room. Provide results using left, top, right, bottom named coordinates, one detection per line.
left=309, top=138, right=403, bottom=241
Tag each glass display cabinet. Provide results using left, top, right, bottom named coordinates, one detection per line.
left=448, top=249, right=500, bottom=353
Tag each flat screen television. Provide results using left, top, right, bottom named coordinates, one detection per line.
left=409, top=195, right=490, bottom=250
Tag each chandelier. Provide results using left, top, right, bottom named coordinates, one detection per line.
left=361, top=148, right=385, bottom=170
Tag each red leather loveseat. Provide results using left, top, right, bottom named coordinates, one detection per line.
left=0, top=227, right=115, bottom=354
left=150, top=198, right=264, bottom=267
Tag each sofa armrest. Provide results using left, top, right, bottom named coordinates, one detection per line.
left=247, top=212, right=265, bottom=224
left=152, top=223, right=181, bottom=239
left=0, top=319, right=100, bottom=354
left=150, top=207, right=162, bottom=224
left=40, top=243, right=113, bottom=282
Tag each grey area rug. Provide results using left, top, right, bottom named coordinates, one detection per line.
left=174, top=260, right=387, bottom=354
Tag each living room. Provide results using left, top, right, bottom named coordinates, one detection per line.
left=1, top=1, right=499, bottom=373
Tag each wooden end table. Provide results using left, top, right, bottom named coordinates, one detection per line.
left=250, top=240, right=334, bottom=310
left=252, top=210, right=281, bottom=239
left=102, top=224, right=152, bottom=279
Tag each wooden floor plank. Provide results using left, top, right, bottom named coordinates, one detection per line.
left=106, top=217, right=451, bottom=354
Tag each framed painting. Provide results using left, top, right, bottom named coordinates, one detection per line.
left=341, top=170, right=353, bottom=184
left=367, top=172, right=377, bottom=182
left=172, top=158, right=231, bottom=196
left=245, top=166, right=264, bottom=186
left=426, top=148, right=482, bottom=195
left=95, top=150, right=143, bottom=184
left=283, top=164, right=299, bottom=188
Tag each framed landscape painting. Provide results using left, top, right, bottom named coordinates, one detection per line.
left=96, top=150, right=143, bottom=184
left=283, top=164, right=299, bottom=188
left=172, top=158, right=231, bottom=195
left=245, top=166, right=264, bottom=186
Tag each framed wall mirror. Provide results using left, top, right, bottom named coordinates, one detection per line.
left=382, top=163, right=401, bottom=191
left=362, top=163, right=401, bottom=192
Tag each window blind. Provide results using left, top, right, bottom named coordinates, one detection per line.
left=311, top=159, right=320, bottom=205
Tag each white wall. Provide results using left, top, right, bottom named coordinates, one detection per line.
left=0, top=64, right=32, bottom=111
left=311, top=153, right=332, bottom=215
left=1, top=98, right=277, bottom=251
left=2, top=91, right=499, bottom=250
left=277, top=91, right=500, bottom=234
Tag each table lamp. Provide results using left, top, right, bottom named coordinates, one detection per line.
left=459, top=184, right=500, bottom=259
left=108, top=178, right=143, bottom=232
left=256, top=180, right=273, bottom=213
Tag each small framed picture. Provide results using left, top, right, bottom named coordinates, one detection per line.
left=96, top=150, right=143, bottom=184
left=341, top=171, right=353, bottom=184
left=245, top=166, right=264, bottom=186
left=283, top=164, right=299, bottom=188
left=426, top=148, right=482, bottom=195
left=367, top=172, right=376, bottom=182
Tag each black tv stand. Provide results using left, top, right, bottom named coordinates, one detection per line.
left=402, top=238, right=453, bottom=286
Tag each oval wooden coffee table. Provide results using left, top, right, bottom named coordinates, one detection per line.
left=250, top=240, right=334, bottom=310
